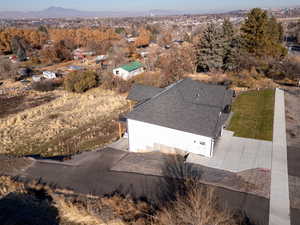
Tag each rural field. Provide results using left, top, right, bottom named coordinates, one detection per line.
left=0, top=82, right=129, bottom=157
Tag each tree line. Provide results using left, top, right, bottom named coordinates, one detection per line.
left=195, top=8, right=287, bottom=74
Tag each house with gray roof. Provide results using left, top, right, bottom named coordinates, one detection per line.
left=113, top=61, right=144, bottom=80
left=125, top=78, right=233, bottom=157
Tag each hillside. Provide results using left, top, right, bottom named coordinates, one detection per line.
left=0, top=81, right=129, bottom=157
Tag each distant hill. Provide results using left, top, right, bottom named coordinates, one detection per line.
left=0, top=6, right=188, bottom=19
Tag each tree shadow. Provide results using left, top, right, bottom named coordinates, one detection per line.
left=25, top=154, right=73, bottom=161
left=0, top=190, right=59, bottom=225
left=156, top=153, right=202, bottom=205
left=0, top=94, right=57, bottom=119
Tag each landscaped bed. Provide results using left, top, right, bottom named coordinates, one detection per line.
left=228, top=89, right=275, bottom=141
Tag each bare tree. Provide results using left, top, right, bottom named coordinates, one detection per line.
left=0, top=59, right=18, bottom=80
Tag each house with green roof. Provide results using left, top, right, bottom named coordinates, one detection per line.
left=113, top=61, right=145, bottom=80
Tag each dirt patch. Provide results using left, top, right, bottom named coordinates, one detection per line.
left=285, top=88, right=300, bottom=147
left=0, top=94, right=57, bottom=119
left=284, top=87, right=300, bottom=225
left=0, top=87, right=129, bottom=156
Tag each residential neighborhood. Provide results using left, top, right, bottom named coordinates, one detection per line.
left=0, top=2, right=300, bottom=225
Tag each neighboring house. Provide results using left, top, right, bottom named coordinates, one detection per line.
left=125, top=78, right=233, bottom=158
left=32, top=75, right=42, bottom=82
left=43, top=71, right=56, bottom=79
left=73, top=48, right=96, bottom=60
left=113, top=61, right=144, bottom=80
left=127, top=37, right=137, bottom=43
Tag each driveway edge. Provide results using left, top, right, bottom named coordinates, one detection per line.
left=269, top=88, right=291, bottom=225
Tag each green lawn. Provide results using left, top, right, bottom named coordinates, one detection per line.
left=228, top=89, right=275, bottom=141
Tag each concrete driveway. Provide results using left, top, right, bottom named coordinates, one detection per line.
left=187, top=130, right=272, bottom=173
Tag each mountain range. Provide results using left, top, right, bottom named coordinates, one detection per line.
left=0, top=7, right=194, bottom=19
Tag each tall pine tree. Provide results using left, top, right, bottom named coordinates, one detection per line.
left=222, top=19, right=239, bottom=72
left=195, top=23, right=224, bottom=72
left=241, top=8, right=286, bottom=58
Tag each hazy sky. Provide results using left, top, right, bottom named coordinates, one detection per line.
left=1, top=0, right=299, bottom=12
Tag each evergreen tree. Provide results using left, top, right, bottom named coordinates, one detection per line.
left=222, top=19, right=239, bottom=72
left=195, top=23, right=224, bottom=72
left=37, top=25, right=48, bottom=34
left=241, top=8, right=286, bottom=58
left=11, top=36, right=27, bottom=61
left=241, top=8, right=269, bottom=57
left=266, top=17, right=286, bottom=57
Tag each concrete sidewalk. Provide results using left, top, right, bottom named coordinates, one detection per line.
left=269, top=88, right=291, bottom=225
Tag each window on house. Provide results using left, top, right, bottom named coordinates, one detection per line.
left=116, top=70, right=119, bottom=74
left=199, top=141, right=206, bottom=145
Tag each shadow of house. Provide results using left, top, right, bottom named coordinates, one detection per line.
left=0, top=191, right=59, bottom=225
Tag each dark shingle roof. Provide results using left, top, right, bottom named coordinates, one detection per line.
left=127, top=84, right=164, bottom=102
left=126, top=78, right=233, bottom=138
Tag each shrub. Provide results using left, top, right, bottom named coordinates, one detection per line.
left=31, top=80, right=57, bottom=92
left=0, top=59, right=18, bottom=80
left=64, top=71, right=97, bottom=93
left=100, top=72, right=132, bottom=94
left=152, top=182, right=238, bottom=225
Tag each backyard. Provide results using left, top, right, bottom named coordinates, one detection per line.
left=228, top=89, right=275, bottom=141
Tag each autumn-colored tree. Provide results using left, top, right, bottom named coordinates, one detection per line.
left=157, top=46, right=195, bottom=87
left=158, top=32, right=172, bottom=47
left=0, top=59, right=19, bottom=80
left=145, top=24, right=161, bottom=42
left=0, top=30, right=12, bottom=53
left=135, top=28, right=151, bottom=47
left=109, top=40, right=129, bottom=68
left=0, top=27, right=120, bottom=55
left=40, top=40, right=72, bottom=64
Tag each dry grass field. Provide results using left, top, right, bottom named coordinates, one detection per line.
left=0, top=83, right=129, bottom=156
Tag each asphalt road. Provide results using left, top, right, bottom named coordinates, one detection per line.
left=21, top=148, right=270, bottom=225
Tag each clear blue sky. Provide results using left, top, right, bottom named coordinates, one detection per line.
left=1, top=0, right=299, bottom=12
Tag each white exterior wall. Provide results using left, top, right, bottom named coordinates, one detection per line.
left=127, top=119, right=214, bottom=158
left=113, top=67, right=144, bottom=80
